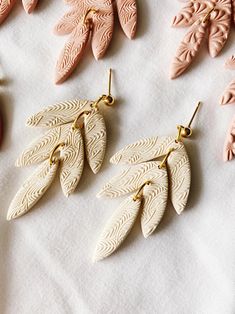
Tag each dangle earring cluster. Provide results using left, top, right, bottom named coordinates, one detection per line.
left=171, top=0, right=234, bottom=78
left=54, top=0, right=137, bottom=84
left=7, top=70, right=115, bottom=220
left=93, top=103, right=201, bottom=261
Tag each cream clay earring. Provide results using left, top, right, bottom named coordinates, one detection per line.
left=93, top=102, right=201, bottom=261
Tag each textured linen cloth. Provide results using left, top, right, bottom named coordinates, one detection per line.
left=0, top=1, right=235, bottom=313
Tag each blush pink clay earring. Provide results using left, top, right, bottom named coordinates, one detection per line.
left=93, top=102, right=201, bottom=261
left=0, top=0, right=38, bottom=24
left=171, top=0, right=234, bottom=78
left=7, top=69, right=115, bottom=220
left=54, top=0, right=137, bottom=84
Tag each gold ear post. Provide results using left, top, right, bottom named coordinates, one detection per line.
left=176, top=101, right=201, bottom=141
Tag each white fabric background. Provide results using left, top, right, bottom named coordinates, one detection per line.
left=0, top=1, right=235, bottom=313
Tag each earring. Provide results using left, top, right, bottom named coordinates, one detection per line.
left=0, top=0, right=38, bottom=24
left=219, top=56, right=235, bottom=161
left=7, top=69, right=115, bottom=221
left=54, top=0, right=137, bottom=84
left=93, top=103, right=201, bottom=262
left=171, top=0, right=233, bottom=79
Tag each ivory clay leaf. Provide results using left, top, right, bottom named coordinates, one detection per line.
left=93, top=196, right=141, bottom=262
left=141, top=167, right=168, bottom=238
left=97, top=161, right=168, bottom=198
left=7, top=160, right=58, bottom=220
left=110, top=136, right=184, bottom=165
left=16, top=123, right=72, bottom=167
left=26, top=99, right=93, bottom=128
left=220, top=79, right=235, bottom=105
left=167, top=146, right=191, bottom=215
left=170, top=18, right=208, bottom=79
left=60, top=127, right=84, bottom=197
left=223, top=114, right=235, bottom=161
left=116, top=0, right=137, bottom=39
left=84, top=110, right=106, bottom=174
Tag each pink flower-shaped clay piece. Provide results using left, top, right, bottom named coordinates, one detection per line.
left=0, top=0, right=38, bottom=24
left=171, top=0, right=233, bottom=78
left=54, top=0, right=137, bottom=84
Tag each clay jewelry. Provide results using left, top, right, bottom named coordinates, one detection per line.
left=218, top=56, right=235, bottom=161
left=0, top=0, right=38, bottom=24
left=7, top=70, right=115, bottom=220
left=54, top=0, right=137, bottom=84
left=171, top=0, right=233, bottom=79
left=93, top=102, right=201, bottom=261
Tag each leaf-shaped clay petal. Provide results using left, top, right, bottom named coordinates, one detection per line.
left=116, top=0, right=137, bottom=39
left=7, top=160, right=58, bottom=220
left=93, top=196, right=141, bottom=262
left=223, top=115, right=235, bottom=161
left=220, top=80, right=235, bottom=105
left=91, top=3, right=114, bottom=60
left=167, top=145, right=191, bottom=215
left=172, top=0, right=209, bottom=27
left=22, top=0, right=38, bottom=13
left=98, top=161, right=167, bottom=198
left=84, top=110, right=106, bottom=174
left=55, top=22, right=90, bottom=84
left=54, top=6, right=81, bottom=35
left=0, top=0, right=15, bottom=24
left=110, top=136, right=184, bottom=165
left=16, top=123, right=72, bottom=167
left=208, top=1, right=231, bottom=58
left=60, top=128, right=84, bottom=197
left=26, top=99, right=93, bottom=128
left=141, top=169, right=168, bottom=238
left=170, top=19, right=208, bottom=79
left=225, top=55, right=235, bottom=69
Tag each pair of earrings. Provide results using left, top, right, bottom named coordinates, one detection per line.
left=7, top=70, right=201, bottom=262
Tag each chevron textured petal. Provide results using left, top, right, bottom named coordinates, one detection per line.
left=0, top=0, right=15, bottom=24
left=208, top=0, right=231, bottom=58
left=141, top=166, right=168, bottom=238
left=167, top=145, right=191, bottom=215
left=223, top=114, right=235, bottom=161
left=171, top=18, right=208, bottom=79
left=26, top=99, right=93, bottom=128
left=22, top=0, right=38, bottom=13
left=93, top=196, right=141, bottom=262
left=54, top=5, right=81, bottom=35
left=225, top=55, right=235, bottom=69
left=91, top=2, right=114, bottom=59
left=220, top=79, right=235, bottom=105
left=60, top=128, right=84, bottom=197
left=16, top=124, right=72, bottom=167
left=97, top=161, right=168, bottom=198
left=110, top=136, right=184, bottom=165
left=116, top=0, right=137, bottom=39
left=84, top=110, right=106, bottom=174
left=55, top=22, right=90, bottom=84
left=7, top=160, right=58, bottom=220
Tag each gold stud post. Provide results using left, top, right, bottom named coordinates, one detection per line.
left=188, top=101, right=201, bottom=128
left=108, top=68, right=112, bottom=96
